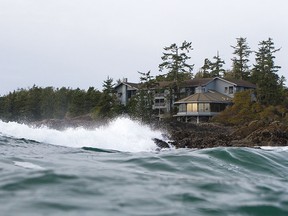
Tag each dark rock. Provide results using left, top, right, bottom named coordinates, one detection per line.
left=152, top=138, right=170, bottom=149
left=159, top=119, right=288, bottom=149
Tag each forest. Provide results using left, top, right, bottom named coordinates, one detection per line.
left=0, top=37, right=287, bottom=125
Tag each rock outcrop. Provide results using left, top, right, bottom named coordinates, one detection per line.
left=162, top=120, right=288, bottom=148
left=33, top=116, right=288, bottom=149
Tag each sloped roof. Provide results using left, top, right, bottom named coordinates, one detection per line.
left=114, top=82, right=140, bottom=90
left=126, top=82, right=140, bottom=89
left=153, top=77, right=256, bottom=89
left=175, top=90, right=232, bottom=104
left=224, top=78, right=256, bottom=88
left=154, top=78, right=214, bottom=89
left=181, top=78, right=214, bottom=87
left=114, top=77, right=256, bottom=90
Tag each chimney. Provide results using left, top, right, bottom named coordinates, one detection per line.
left=123, top=78, right=128, bottom=83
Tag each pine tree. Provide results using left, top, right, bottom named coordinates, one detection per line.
left=136, top=71, right=155, bottom=122
left=195, top=58, right=212, bottom=78
left=231, top=37, right=251, bottom=80
left=68, top=88, right=86, bottom=117
left=251, top=38, right=282, bottom=105
left=210, top=52, right=225, bottom=77
left=158, top=41, right=194, bottom=113
left=159, top=41, right=194, bottom=82
left=98, top=77, right=118, bottom=118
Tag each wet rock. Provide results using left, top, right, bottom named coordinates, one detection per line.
left=160, top=119, right=288, bottom=149
left=152, top=138, right=170, bottom=149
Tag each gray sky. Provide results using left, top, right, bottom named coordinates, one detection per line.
left=0, top=0, right=287, bottom=95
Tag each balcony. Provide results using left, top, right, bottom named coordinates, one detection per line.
left=153, top=102, right=167, bottom=109
left=154, top=93, right=166, bottom=99
left=175, top=111, right=219, bottom=117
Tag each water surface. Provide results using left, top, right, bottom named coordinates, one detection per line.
left=1, top=118, right=288, bottom=216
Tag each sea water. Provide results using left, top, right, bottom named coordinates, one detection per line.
left=1, top=118, right=288, bottom=216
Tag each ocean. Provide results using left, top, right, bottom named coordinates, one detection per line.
left=1, top=118, right=288, bottom=216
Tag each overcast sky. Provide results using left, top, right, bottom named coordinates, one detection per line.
left=0, top=0, right=287, bottom=95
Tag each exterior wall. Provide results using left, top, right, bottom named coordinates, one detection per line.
left=115, top=83, right=137, bottom=106
left=205, top=81, right=215, bottom=92
left=200, top=78, right=255, bottom=98
left=211, top=78, right=235, bottom=97
left=115, top=84, right=128, bottom=105
left=153, top=90, right=170, bottom=114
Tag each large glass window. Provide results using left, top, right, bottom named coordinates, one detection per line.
left=210, top=103, right=227, bottom=112
left=198, top=103, right=210, bottom=112
left=187, top=103, right=198, bottom=112
left=178, top=104, right=187, bottom=112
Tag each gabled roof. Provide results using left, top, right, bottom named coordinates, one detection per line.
left=153, top=77, right=255, bottom=89
left=126, top=82, right=140, bottom=89
left=114, top=82, right=140, bottom=90
left=154, top=78, right=214, bottom=89
left=175, top=90, right=232, bottom=104
left=181, top=78, right=214, bottom=87
left=223, top=78, right=256, bottom=88
left=193, top=77, right=256, bottom=88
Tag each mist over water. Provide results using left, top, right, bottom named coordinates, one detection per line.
left=0, top=117, right=164, bottom=152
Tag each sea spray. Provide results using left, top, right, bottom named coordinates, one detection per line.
left=0, top=117, right=166, bottom=152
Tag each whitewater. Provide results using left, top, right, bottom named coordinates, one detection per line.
left=1, top=118, right=288, bottom=216
left=0, top=117, right=166, bottom=152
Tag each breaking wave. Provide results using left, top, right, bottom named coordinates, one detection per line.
left=0, top=117, right=165, bottom=152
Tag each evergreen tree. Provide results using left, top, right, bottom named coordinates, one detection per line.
left=195, top=58, right=212, bottom=78
left=210, top=52, right=225, bottom=77
left=54, top=87, right=70, bottom=119
left=159, top=41, right=194, bottom=82
left=251, top=38, right=282, bottom=105
left=158, top=41, right=194, bottom=113
left=102, top=76, right=114, bottom=94
left=68, top=88, right=86, bottom=117
left=98, top=77, right=118, bottom=118
left=41, top=87, right=55, bottom=119
left=27, top=85, right=42, bottom=121
left=231, top=37, right=251, bottom=80
left=134, top=71, right=155, bottom=122
left=0, top=86, right=103, bottom=121
left=84, top=87, right=101, bottom=113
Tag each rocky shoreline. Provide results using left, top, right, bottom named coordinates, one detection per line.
left=32, top=116, right=288, bottom=149
left=162, top=120, right=288, bottom=149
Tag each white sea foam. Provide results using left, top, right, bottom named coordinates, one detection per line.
left=259, top=146, right=288, bottom=151
left=0, top=117, right=165, bottom=152
left=13, top=161, right=45, bottom=170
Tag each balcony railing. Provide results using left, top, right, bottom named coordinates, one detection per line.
left=154, top=93, right=165, bottom=98
left=153, top=103, right=167, bottom=109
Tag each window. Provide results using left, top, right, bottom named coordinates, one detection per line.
left=210, top=103, right=227, bottom=112
left=229, top=86, right=233, bottom=94
left=224, top=87, right=228, bottom=93
left=187, top=103, right=198, bottom=112
left=178, top=104, right=187, bottom=112
left=199, top=103, right=210, bottom=112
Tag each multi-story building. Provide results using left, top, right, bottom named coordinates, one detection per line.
left=114, top=77, right=256, bottom=122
